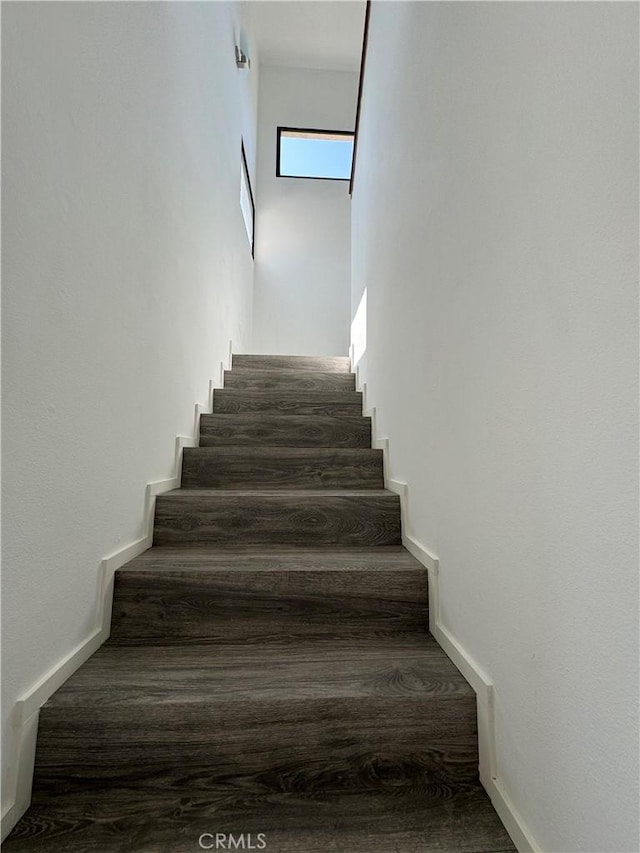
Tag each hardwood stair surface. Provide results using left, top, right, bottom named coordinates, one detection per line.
left=232, top=354, right=352, bottom=372
left=110, top=545, right=429, bottom=643
left=223, top=368, right=356, bottom=392
left=5, top=786, right=517, bottom=853
left=182, top=446, right=383, bottom=489
left=4, top=353, right=515, bottom=853
left=153, top=489, right=402, bottom=546
left=211, top=388, right=364, bottom=415
left=199, top=413, right=371, bottom=447
left=31, top=637, right=479, bottom=791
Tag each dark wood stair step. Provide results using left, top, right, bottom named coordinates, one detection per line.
left=182, top=447, right=383, bottom=489
left=224, top=369, right=356, bottom=392
left=109, top=545, right=428, bottom=644
left=32, top=637, right=478, bottom=794
left=199, top=413, right=371, bottom=447
left=153, top=489, right=401, bottom=546
left=232, top=354, right=351, bottom=373
left=212, top=389, right=363, bottom=416
left=6, top=780, right=516, bottom=852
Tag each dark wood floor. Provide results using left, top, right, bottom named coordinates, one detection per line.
left=4, top=354, right=516, bottom=852
left=7, top=785, right=516, bottom=852
left=109, top=546, right=430, bottom=644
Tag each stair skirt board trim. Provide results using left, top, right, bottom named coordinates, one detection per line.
left=359, top=383, right=541, bottom=853
left=1, top=348, right=232, bottom=843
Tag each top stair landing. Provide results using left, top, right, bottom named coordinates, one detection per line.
left=232, top=354, right=351, bottom=373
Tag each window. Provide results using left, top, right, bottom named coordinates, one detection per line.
left=240, top=141, right=255, bottom=257
left=276, top=127, right=354, bottom=181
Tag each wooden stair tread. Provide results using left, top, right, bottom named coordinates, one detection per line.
left=35, top=639, right=478, bottom=792
left=6, top=785, right=516, bottom=852
left=225, top=369, right=354, bottom=379
left=232, top=354, right=351, bottom=373
left=185, top=446, right=382, bottom=457
left=111, top=544, right=428, bottom=644
left=162, top=487, right=396, bottom=497
left=153, top=491, right=401, bottom=546
left=44, top=636, right=475, bottom=707
left=223, top=369, right=356, bottom=391
left=199, top=413, right=371, bottom=447
left=182, top=446, right=383, bottom=489
left=153, top=490, right=401, bottom=546
left=203, top=411, right=365, bottom=418
left=211, top=389, right=363, bottom=415
left=119, top=544, right=424, bottom=572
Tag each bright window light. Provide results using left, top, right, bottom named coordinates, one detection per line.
left=277, top=127, right=354, bottom=181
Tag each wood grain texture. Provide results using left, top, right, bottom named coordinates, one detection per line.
left=5, top=785, right=516, bottom=852
left=115, top=544, right=425, bottom=572
left=224, top=369, right=356, bottom=391
left=182, top=447, right=383, bottom=489
left=212, top=389, right=363, bottom=415
left=232, top=354, right=351, bottom=373
left=42, top=637, right=475, bottom=705
left=199, top=413, right=371, bottom=447
left=153, top=490, right=402, bottom=546
left=32, top=639, right=478, bottom=794
left=110, top=545, right=428, bottom=643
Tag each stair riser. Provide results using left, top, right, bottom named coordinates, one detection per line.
left=200, top=415, right=371, bottom=448
left=212, top=390, right=363, bottom=416
left=232, top=355, right=351, bottom=373
left=109, top=569, right=428, bottom=643
left=224, top=370, right=356, bottom=392
left=153, top=494, right=402, bottom=546
left=34, top=697, right=478, bottom=792
left=182, top=449, right=383, bottom=489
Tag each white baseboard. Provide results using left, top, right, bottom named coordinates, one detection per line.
left=1, top=345, right=233, bottom=842
left=483, top=774, right=542, bottom=853
left=359, top=381, right=541, bottom=853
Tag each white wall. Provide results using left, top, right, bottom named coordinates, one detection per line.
left=2, top=0, right=257, bottom=822
left=253, top=65, right=357, bottom=356
left=352, top=3, right=639, bottom=852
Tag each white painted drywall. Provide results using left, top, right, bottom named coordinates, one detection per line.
left=2, top=0, right=257, bottom=814
left=247, top=1, right=365, bottom=72
left=351, top=3, right=639, bottom=852
left=252, top=65, right=357, bottom=356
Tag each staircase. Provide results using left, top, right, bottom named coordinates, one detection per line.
left=5, top=355, right=515, bottom=852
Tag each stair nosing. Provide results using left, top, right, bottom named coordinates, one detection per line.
left=158, top=488, right=398, bottom=497
left=184, top=446, right=381, bottom=455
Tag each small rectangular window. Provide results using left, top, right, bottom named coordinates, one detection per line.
left=240, top=141, right=255, bottom=257
left=277, top=127, right=354, bottom=181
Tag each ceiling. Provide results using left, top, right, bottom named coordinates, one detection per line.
left=248, top=1, right=366, bottom=73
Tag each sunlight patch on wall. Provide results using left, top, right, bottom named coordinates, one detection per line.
left=351, top=288, right=367, bottom=365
